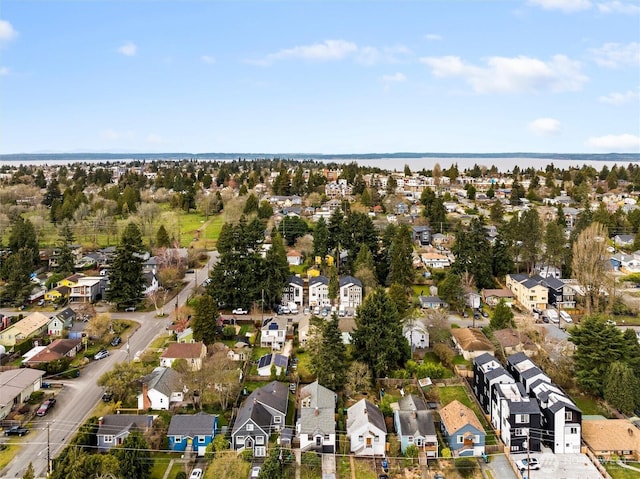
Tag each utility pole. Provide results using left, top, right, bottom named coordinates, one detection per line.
left=526, top=428, right=531, bottom=479
left=47, top=422, right=51, bottom=476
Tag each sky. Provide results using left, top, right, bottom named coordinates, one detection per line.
left=0, top=0, right=639, bottom=155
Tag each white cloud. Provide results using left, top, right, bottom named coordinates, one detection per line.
left=590, top=42, right=640, bottom=68
left=250, top=40, right=410, bottom=66
left=425, top=33, right=442, bottom=41
left=0, top=19, right=18, bottom=46
left=597, top=1, right=640, bottom=13
left=118, top=42, right=138, bottom=57
left=528, top=0, right=592, bottom=11
left=0, top=67, right=9, bottom=76
left=382, top=72, right=407, bottom=87
left=146, top=133, right=167, bottom=145
left=529, top=117, right=562, bottom=135
left=420, top=54, right=587, bottom=93
left=598, top=88, right=640, bottom=105
left=587, top=133, right=640, bottom=152
left=201, top=55, right=215, bottom=64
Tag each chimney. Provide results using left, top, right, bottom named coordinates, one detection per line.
left=142, top=382, right=151, bottom=410
left=98, top=417, right=103, bottom=427
left=314, top=407, right=319, bottom=416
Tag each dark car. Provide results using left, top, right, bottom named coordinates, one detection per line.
left=110, top=336, right=122, bottom=347
left=36, top=398, right=56, bottom=417
left=4, top=425, right=30, bottom=436
left=102, top=391, right=113, bottom=402
left=481, top=310, right=489, bottom=318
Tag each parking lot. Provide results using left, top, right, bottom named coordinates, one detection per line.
left=510, top=452, right=604, bottom=479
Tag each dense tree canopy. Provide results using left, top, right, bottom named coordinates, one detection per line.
left=106, top=223, right=147, bottom=308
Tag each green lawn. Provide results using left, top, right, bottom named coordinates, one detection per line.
left=572, top=394, right=614, bottom=418
left=604, top=462, right=640, bottom=479
left=422, top=352, right=454, bottom=379
left=438, top=385, right=496, bottom=445
left=295, top=352, right=315, bottom=382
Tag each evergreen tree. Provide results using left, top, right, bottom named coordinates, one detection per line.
left=8, top=216, right=39, bottom=268
left=604, top=361, right=640, bottom=415
left=243, top=193, right=259, bottom=215
left=327, top=209, right=345, bottom=254
left=42, top=178, right=62, bottom=207
left=1, top=249, right=33, bottom=305
left=518, top=207, right=543, bottom=274
left=261, top=232, right=290, bottom=307
left=343, top=212, right=378, bottom=273
left=387, top=224, right=414, bottom=289
left=192, top=294, right=219, bottom=345
left=111, top=431, right=151, bottom=479
left=351, top=287, right=410, bottom=378
left=311, top=316, right=347, bottom=390
left=312, top=217, right=329, bottom=261
left=543, top=221, right=565, bottom=272
left=388, top=282, right=410, bottom=317
left=34, top=170, right=46, bottom=188
left=491, top=232, right=514, bottom=279
left=451, top=217, right=494, bottom=289
left=489, top=300, right=515, bottom=330
left=438, top=273, right=465, bottom=312
left=257, top=200, right=273, bottom=220
left=56, top=222, right=76, bottom=275
left=328, top=266, right=339, bottom=305
left=22, top=462, right=35, bottom=479
left=156, top=224, right=171, bottom=248
left=106, top=223, right=146, bottom=309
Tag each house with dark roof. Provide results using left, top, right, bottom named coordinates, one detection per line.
left=297, top=381, right=336, bottom=453
left=231, top=381, right=289, bottom=457
left=339, top=275, right=363, bottom=308
left=394, top=395, right=437, bottom=457
left=47, top=307, right=76, bottom=336
left=282, top=275, right=304, bottom=307
left=472, top=353, right=515, bottom=415
left=167, top=412, right=218, bottom=456
left=505, top=352, right=550, bottom=394
left=531, top=274, right=576, bottom=310
left=160, top=342, right=207, bottom=371
left=308, top=276, right=330, bottom=308
left=260, top=316, right=288, bottom=350
left=22, top=338, right=81, bottom=367
left=492, top=382, right=541, bottom=453
left=418, top=295, right=448, bottom=310
left=505, top=273, right=548, bottom=312
left=346, top=399, right=387, bottom=457
left=492, top=329, right=537, bottom=357
left=256, top=353, right=288, bottom=377
left=439, top=400, right=486, bottom=457
left=481, top=288, right=514, bottom=308
left=137, top=367, right=183, bottom=410
left=97, top=414, right=153, bottom=452
left=411, top=225, right=432, bottom=246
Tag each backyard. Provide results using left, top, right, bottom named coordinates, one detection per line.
left=604, top=462, right=640, bottom=479
left=436, top=384, right=496, bottom=445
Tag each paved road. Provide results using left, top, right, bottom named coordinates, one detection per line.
left=0, top=252, right=219, bottom=479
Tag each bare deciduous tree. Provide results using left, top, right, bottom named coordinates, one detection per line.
left=571, top=222, right=610, bottom=314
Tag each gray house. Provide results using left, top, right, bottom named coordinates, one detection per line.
left=97, top=415, right=153, bottom=452
left=297, top=381, right=336, bottom=453
left=394, top=395, right=437, bottom=457
left=231, top=381, right=289, bottom=457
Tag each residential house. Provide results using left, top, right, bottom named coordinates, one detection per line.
left=532, top=275, right=576, bottom=310
left=611, top=253, right=640, bottom=273
left=492, top=382, right=541, bottom=453
left=394, top=395, right=438, bottom=457
left=308, top=276, right=330, bottom=307
left=257, top=353, right=288, bottom=377
left=97, top=414, right=153, bottom=452
left=22, top=338, right=81, bottom=367
left=142, top=269, right=160, bottom=296
left=339, top=275, right=363, bottom=308
left=481, top=289, right=514, bottom=308
left=472, top=353, right=515, bottom=415
left=297, top=381, right=337, bottom=453
left=160, top=342, right=207, bottom=372
left=439, top=400, right=486, bottom=457
left=465, top=291, right=481, bottom=310
left=167, top=412, right=218, bottom=456
left=298, top=315, right=311, bottom=346
left=282, top=276, right=304, bottom=307
left=451, top=328, right=495, bottom=360
left=231, top=381, right=289, bottom=457
left=614, top=234, right=635, bottom=248
left=411, top=226, right=432, bottom=246
left=260, top=317, right=288, bottom=350
left=137, top=367, right=184, bottom=410
left=492, top=329, right=537, bottom=357
left=505, top=274, right=548, bottom=312
left=505, top=353, right=550, bottom=394
left=582, top=419, right=640, bottom=461
left=69, top=276, right=105, bottom=303
left=286, top=250, right=303, bottom=266
left=418, top=295, right=448, bottom=310
left=403, top=320, right=429, bottom=352
left=0, top=368, right=45, bottom=420
left=0, top=312, right=51, bottom=347
left=346, top=399, right=387, bottom=457
left=44, top=285, right=70, bottom=303
left=420, top=252, right=451, bottom=269
left=47, top=307, right=76, bottom=336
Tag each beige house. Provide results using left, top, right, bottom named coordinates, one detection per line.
left=160, top=342, right=207, bottom=371
left=505, top=274, right=548, bottom=312
left=450, top=328, right=495, bottom=360
left=492, top=329, right=537, bottom=357
left=481, top=288, right=514, bottom=308
left=0, top=312, right=50, bottom=347
left=582, top=419, right=640, bottom=460
left=0, top=368, right=45, bottom=420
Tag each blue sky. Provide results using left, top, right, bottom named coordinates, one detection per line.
left=1, top=0, right=639, bottom=154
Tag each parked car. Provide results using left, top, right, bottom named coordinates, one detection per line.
left=515, top=458, right=540, bottom=471
left=124, top=306, right=136, bottom=312
left=4, top=425, right=29, bottom=436
left=102, top=391, right=113, bottom=402
left=481, top=310, right=489, bottom=318
left=188, top=468, right=203, bottom=479
left=110, top=336, right=122, bottom=347
left=232, top=308, right=248, bottom=315
left=36, top=398, right=56, bottom=417
left=94, top=350, right=109, bottom=360
left=559, top=311, right=573, bottom=323
left=250, top=466, right=261, bottom=479
left=37, top=299, right=45, bottom=306
left=185, top=269, right=195, bottom=274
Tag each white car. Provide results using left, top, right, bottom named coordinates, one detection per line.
left=232, top=308, right=248, bottom=315
left=559, top=311, right=573, bottom=323
left=250, top=466, right=261, bottom=478
left=515, top=458, right=540, bottom=471
left=545, top=309, right=559, bottom=323
left=189, top=468, right=203, bottom=479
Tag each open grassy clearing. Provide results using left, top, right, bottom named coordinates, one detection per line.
left=604, top=462, right=640, bottom=479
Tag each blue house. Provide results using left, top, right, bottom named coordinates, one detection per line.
left=167, top=412, right=218, bottom=457
left=439, top=400, right=485, bottom=457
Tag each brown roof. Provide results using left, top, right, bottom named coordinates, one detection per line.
left=439, top=400, right=485, bottom=434
left=451, top=328, right=494, bottom=352
left=48, top=338, right=81, bottom=355
left=582, top=419, right=640, bottom=453
left=161, top=342, right=205, bottom=359
left=482, top=288, right=513, bottom=299
left=492, top=329, right=536, bottom=350
left=26, top=339, right=81, bottom=364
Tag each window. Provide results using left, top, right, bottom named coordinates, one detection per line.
left=570, top=427, right=578, bottom=435
left=174, top=436, right=182, bottom=443
left=255, top=446, right=266, bottom=457
left=514, top=429, right=524, bottom=436
left=104, top=435, right=113, bottom=443
left=565, top=411, right=572, bottom=421
left=374, top=435, right=380, bottom=442
left=246, top=424, right=254, bottom=431
left=236, top=436, right=245, bottom=446
left=198, top=436, right=205, bottom=443
left=256, top=436, right=264, bottom=445
left=516, top=414, right=529, bottom=424
left=511, top=445, right=519, bottom=452
left=408, top=436, right=414, bottom=443
left=358, top=435, right=364, bottom=442
left=457, top=436, right=464, bottom=444
left=474, top=435, right=480, bottom=443
left=324, top=435, right=330, bottom=440
left=274, top=416, right=282, bottom=424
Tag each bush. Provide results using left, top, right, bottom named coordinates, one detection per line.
left=416, top=362, right=447, bottom=379
left=174, top=472, right=187, bottom=479
left=433, top=343, right=455, bottom=368
left=455, top=457, right=478, bottom=478
left=28, top=390, right=45, bottom=404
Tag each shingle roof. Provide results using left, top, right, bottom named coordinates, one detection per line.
left=451, top=328, right=494, bottom=352
left=339, top=275, right=362, bottom=288
left=288, top=275, right=304, bottom=287
left=298, top=406, right=336, bottom=435
left=142, top=367, right=180, bottom=397
left=309, top=276, right=329, bottom=287
left=167, top=412, right=217, bottom=437
left=439, top=400, right=484, bottom=435
left=161, top=342, right=205, bottom=359
left=299, top=381, right=336, bottom=410
left=98, top=414, right=151, bottom=436
left=582, top=419, right=640, bottom=453
left=397, top=409, right=436, bottom=438
left=347, top=399, right=386, bottom=434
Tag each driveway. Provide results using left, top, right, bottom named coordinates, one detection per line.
left=485, top=453, right=518, bottom=479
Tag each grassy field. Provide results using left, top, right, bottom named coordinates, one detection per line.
left=572, top=393, right=614, bottom=418
left=0, top=444, right=19, bottom=471
left=604, top=462, right=640, bottom=479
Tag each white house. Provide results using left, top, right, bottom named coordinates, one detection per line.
left=282, top=276, right=304, bottom=307
left=286, top=250, right=303, bottom=266
left=346, top=399, right=387, bottom=457
left=260, top=317, right=288, bottom=350
left=297, top=381, right=337, bottom=453
left=339, top=276, right=363, bottom=308
left=256, top=353, right=288, bottom=377
left=160, top=342, right=207, bottom=372
left=137, top=367, right=184, bottom=411
left=308, top=276, right=330, bottom=307
left=403, top=320, right=429, bottom=351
